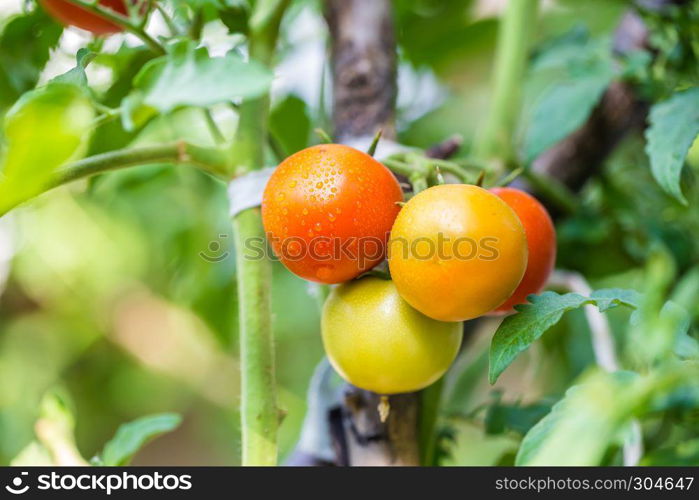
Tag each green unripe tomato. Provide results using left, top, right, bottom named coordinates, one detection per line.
left=322, top=277, right=463, bottom=394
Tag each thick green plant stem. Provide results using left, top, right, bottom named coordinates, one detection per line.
left=232, top=96, right=278, bottom=466
left=54, top=142, right=229, bottom=183
left=418, top=378, right=444, bottom=466
left=230, top=0, right=289, bottom=466
left=476, top=0, right=539, bottom=165
left=0, top=142, right=228, bottom=217
left=232, top=208, right=276, bottom=465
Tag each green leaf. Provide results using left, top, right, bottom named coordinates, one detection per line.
left=516, top=371, right=640, bottom=466
left=130, top=41, right=273, bottom=113
left=524, top=67, right=613, bottom=162
left=516, top=367, right=698, bottom=465
left=530, top=26, right=592, bottom=72
left=484, top=398, right=553, bottom=436
left=489, top=289, right=639, bottom=384
left=642, top=439, right=699, bottom=466
left=590, top=288, right=642, bottom=312
left=489, top=292, right=588, bottom=384
left=269, top=95, right=310, bottom=157
left=524, top=35, right=615, bottom=162
left=658, top=301, right=696, bottom=360
left=0, top=83, right=95, bottom=211
left=675, top=333, right=699, bottom=360
left=219, top=1, right=250, bottom=34
left=0, top=8, right=62, bottom=113
left=101, top=413, right=182, bottom=466
left=645, top=87, right=699, bottom=205
left=51, top=49, right=96, bottom=88
left=121, top=92, right=158, bottom=132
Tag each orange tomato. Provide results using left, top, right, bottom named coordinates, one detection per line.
left=490, top=187, right=556, bottom=312
left=262, top=144, right=403, bottom=284
left=40, top=0, right=130, bottom=35
left=388, top=184, right=527, bottom=321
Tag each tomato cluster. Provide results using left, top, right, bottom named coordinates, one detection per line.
left=263, top=144, right=556, bottom=395
left=36, top=0, right=557, bottom=395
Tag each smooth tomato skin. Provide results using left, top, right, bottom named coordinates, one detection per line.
left=40, top=0, right=129, bottom=35
left=322, top=277, right=463, bottom=394
left=388, top=184, right=528, bottom=322
left=262, top=144, right=403, bottom=284
left=490, top=187, right=556, bottom=312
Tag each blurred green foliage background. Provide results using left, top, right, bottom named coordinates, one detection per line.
left=1, top=0, right=698, bottom=465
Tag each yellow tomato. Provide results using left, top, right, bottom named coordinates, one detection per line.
left=388, top=184, right=528, bottom=321
left=322, top=277, right=462, bottom=394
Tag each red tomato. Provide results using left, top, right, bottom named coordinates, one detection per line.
left=490, top=187, right=556, bottom=312
left=262, top=144, right=403, bottom=284
left=40, top=0, right=129, bottom=35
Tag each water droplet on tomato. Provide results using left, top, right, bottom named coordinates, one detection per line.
left=287, top=240, right=302, bottom=255
left=316, top=266, right=333, bottom=281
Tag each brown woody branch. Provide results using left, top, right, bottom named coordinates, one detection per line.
left=325, top=0, right=420, bottom=467
left=326, top=0, right=397, bottom=143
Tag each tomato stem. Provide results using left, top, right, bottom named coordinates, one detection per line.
left=384, top=155, right=474, bottom=188
left=0, top=142, right=230, bottom=217
left=64, top=0, right=166, bottom=55
left=521, top=169, right=578, bottom=214
left=314, top=128, right=334, bottom=144
left=475, top=0, right=539, bottom=168
left=495, top=166, right=525, bottom=187
left=418, top=377, right=444, bottom=466
left=202, top=109, right=226, bottom=146
left=424, top=160, right=470, bottom=183
left=409, top=173, right=428, bottom=194
left=367, top=129, right=383, bottom=156
left=154, top=3, right=180, bottom=36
